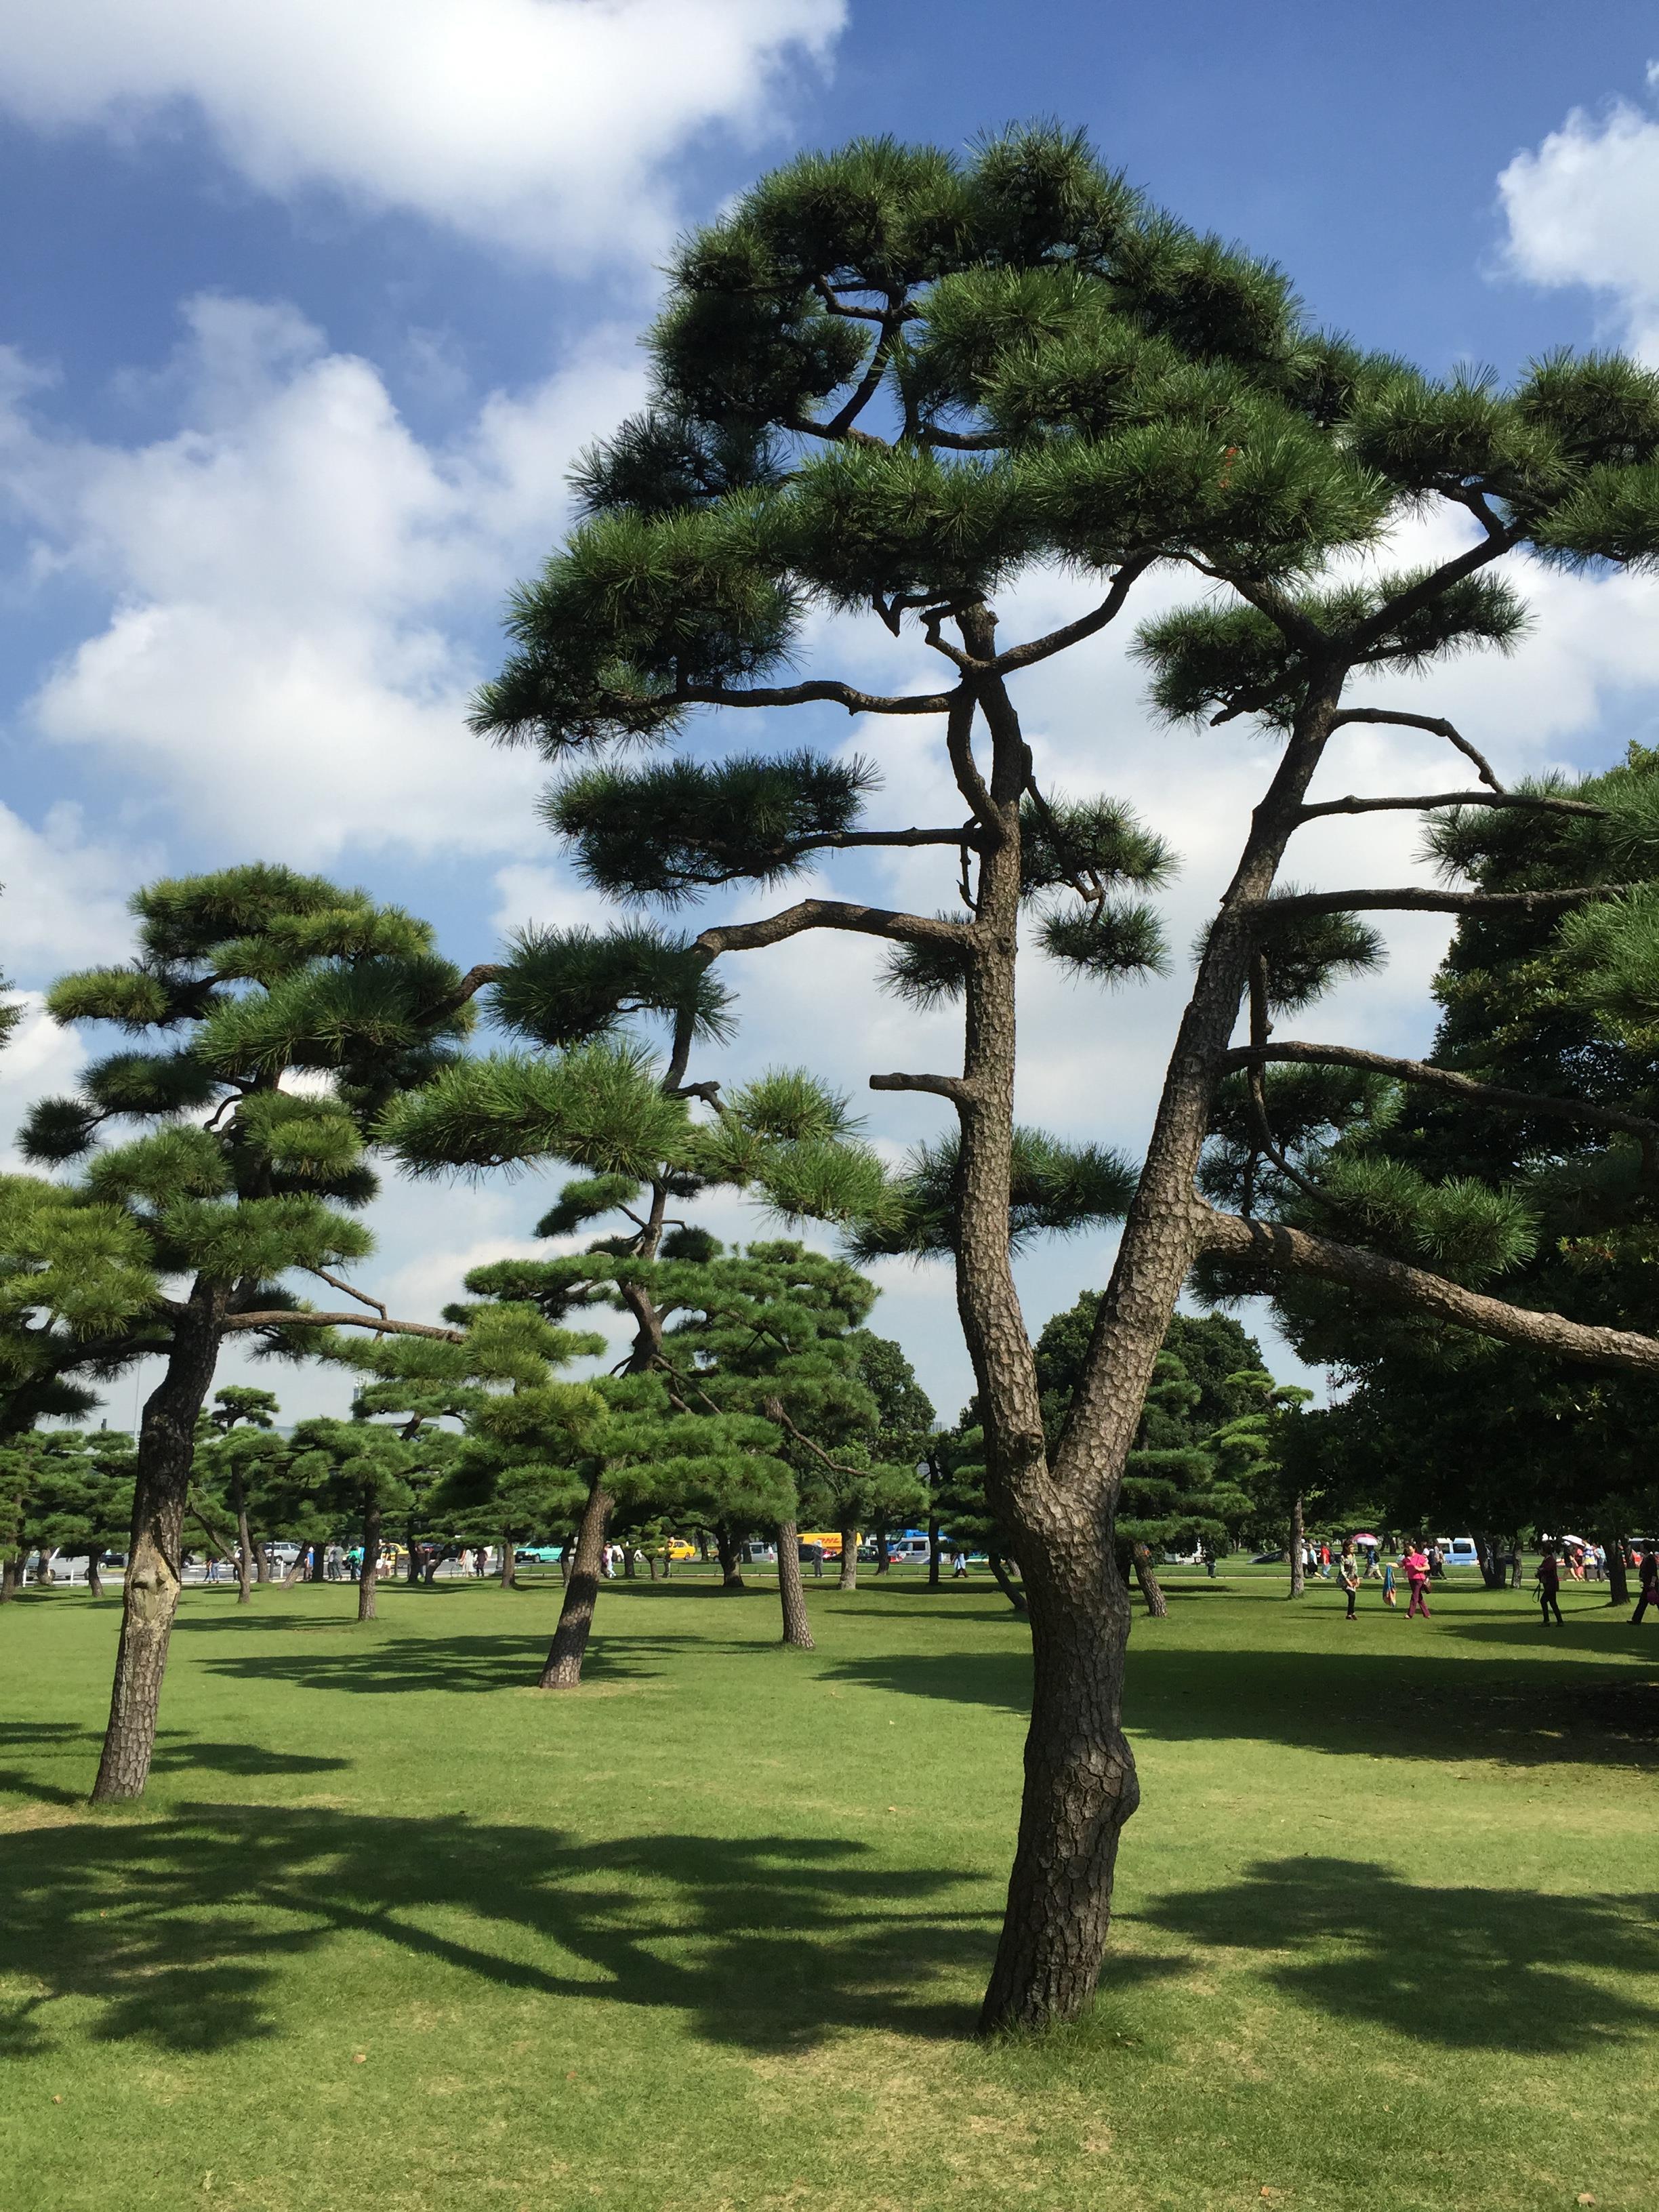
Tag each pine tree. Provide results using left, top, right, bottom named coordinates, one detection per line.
left=421, top=127, right=1659, bottom=2030
left=18, top=865, right=483, bottom=1800
left=0, top=1429, right=134, bottom=1597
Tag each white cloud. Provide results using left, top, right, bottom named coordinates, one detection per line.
left=1, top=296, right=646, bottom=861
left=1498, top=70, right=1659, bottom=354
left=0, top=0, right=844, bottom=266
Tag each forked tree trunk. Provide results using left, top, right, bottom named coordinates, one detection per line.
left=1289, top=1493, right=1306, bottom=1597
left=357, top=1497, right=382, bottom=1622
left=540, top=1478, right=612, bottom=1689
left=1130, top=1543, right=1168, bottom=1619
left=977, top=1539, right=1140, bottom=2032
left=499, top=1534, right=517, bottom=1589
left=837, top=1525, right=857, bottom=1591
left=775, top=1520, right=815, bottom=1650
left=92, top=1297, right=224, bottom=1803
left=716, top=1529, right=745, bottom=1591
left=987, top=1550, right=1027, bottom=1614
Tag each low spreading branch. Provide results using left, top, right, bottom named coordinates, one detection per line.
left=220, top=1309, right=465, bottom=1343
left=693, top=899, right=974, bottom=959
left=1258, top=885, right=1618, bottom=920
left=869, top=1071, right=974, bottom=1103
left=1297, top=790, right=1605, bottom=823
left=1198, top=1206, right=1659, bottom=1378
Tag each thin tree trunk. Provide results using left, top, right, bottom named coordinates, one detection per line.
left=977, top=1541, right=1139, bottom=2033
left=87, top=1553, right=104, bottom=1600
left=280, top=1547, right=308, bottom=1589
left=33, top=1547, right=55, bottom=1585
left=837, top=1524, right=857, bottom=1591
left=716, top=1528, right=745, bottom=1591
left=255, top=1539, right=272, bottom=1584
left=232, top=1474, right=253, bottom=1606
left=646, top=1549, right=659, bottom=1580
left=539, top=1478, right=612, bottom=1689
left=988, top=1551, right=1027, bottom=1614
left=357, top=1496, right=382, bottom=1623
left=407, top=1522, right=422, bottom=1584
left=775, top=1520, right=815, bottom=1650
left=928, top=1513, right=941, bottom=1589
left=874, top=1525, right=891, bottom=1574
left=92, top=1294, right=224, bottom=1803
left=1289, top=1493, right=1306, bottom=1597
left=559, top=1543, right=571, bottom=1582
left=499, top=1532, right=516, bottom=1589
left=1130, top=1542, right=1168, bottom=1618
left=1603, top=1532, right=1631, bottom=1606
left=623, top=1544, right=637, bottom=1580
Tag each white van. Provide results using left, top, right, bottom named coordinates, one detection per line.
left=1433, top=1536, right=1481, bottom=1570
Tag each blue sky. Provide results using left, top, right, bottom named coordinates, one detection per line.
left=5, top=0, right=1659, bottom=1421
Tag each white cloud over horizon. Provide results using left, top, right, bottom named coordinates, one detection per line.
left=0, top=0, right=845, bottom=267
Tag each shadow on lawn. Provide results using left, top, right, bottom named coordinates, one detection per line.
left=0, top=1803, right=1033, bottom=2059
left=188, top=1629, right=730, bottom=1697
left=0, top=1721, right=350, bottom=1805
left=1135, top=1855, right=1659, bottom=2053
left=822, top=1645, right=1659, bottom=1769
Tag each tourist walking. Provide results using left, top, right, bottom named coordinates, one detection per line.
left=1536, top=1546, right=1565, bottom=1626
left=1401, top=1544, right=1431, bottom=1617
left=1633, top=1544, right=1658, bottom=1625
left=1339, top=1550, right=1359, bottom=1620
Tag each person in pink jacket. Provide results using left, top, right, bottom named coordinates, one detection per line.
left=1401, top=1545, right=1431, bottom=1617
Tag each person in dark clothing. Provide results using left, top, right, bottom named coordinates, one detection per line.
left=1536, top=1547, right=1565, bottom=1625
left=1635, top=1545, right=1658, bottom=1625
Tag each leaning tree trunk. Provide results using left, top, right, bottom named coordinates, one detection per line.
left=1289, top=1493, right=1306, bottom=1597
left=280, top=1547, right=309, bottom=1589
left=987, top=1551, right=1028, bottom=1614
left=836, top=1525, right=857, bottom=1591
left=539, top=1477, right=612, bottom=1689
left=977, top=1532, right=1140, bottom=2033
left=357, top=1496, right=383, bottom=1623
left=499, top=1533, right=517, bottom=1589
left=775, top=1520, right=815, bottom=1650
left=92, top=1296, right=224, bottom=1804
left=1130, top=1542, right=1168, bottom=1619
left=715, top=1528, right=745, bottom=1591
left=232, top=1474, right=253, bottom=1606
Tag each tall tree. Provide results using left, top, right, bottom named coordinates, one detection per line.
left=19, top=866, right=480, bottom=1801
left=437, top=127, right=1659, bottom=2031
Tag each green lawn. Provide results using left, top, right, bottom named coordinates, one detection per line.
left=2, top=1568, right=1654, bottom=2212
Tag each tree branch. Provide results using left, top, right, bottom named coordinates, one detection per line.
left=695, top=900, right=974, bottom=960
left=986, top=556, right=1156, bottom=676
left=1198, top=1206, right=1659, bottom=1378
left=220, top=1310, right=464, bottom=1343
left=1218, top=1039, right=1659, bottom=1158
left=1298, top=790, right=1604, bottom=823
left=869, top=1071, right=973, bottom=1103
left=1349, top=522, right=1523, bottom=651
left=306, top=1267, right=389, bottom=1322
left=1328, top=709, right=1505, bottom=792
left=680, top=678, right=956, bottom=718
left=1258, top=885, right=1617, bottom=920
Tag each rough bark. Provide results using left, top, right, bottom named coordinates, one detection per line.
left=716, top=1528, right=745, bottom=1591
left=977, top=1537, right=1140, bottom=2032
left=0, top=1553, right=20, bottom=1601
left=539, top=1477, right=612, bottom=1689
left=280, top=1548, right=308, bottom=1590
left=874, top=1526, right=891, bottom=1574
left=308, top=1541, right=327, bottom=1583
left=1130, top=1542, right=1168, bottom=1618
left=91, top=1292, right=226, bottom=1803
left=255, top=1540, right=272, bottom=1584
left=33, top=1548, right=54, bottom=1585
left=499, top=1534, right=517, bottom=1589
left=836, top=1524, right=857, bottom=1590
left=775, top=1520, right=815, bottom=1649
left=1290, top=1493, right=1306, bottom=1598
left=357, top=1496, right=382, bottom=1623
left=87, top=1553, right=104, bottom=1600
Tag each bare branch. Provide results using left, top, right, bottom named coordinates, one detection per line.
left=987, top=557, right=1156, bottom=676
left=1198, top=1206, right=1659, bottom=1378
left=1219, top=1038, right=1659, bottom=1159
left=917, top=424, right=1006, bottom=452
left=680, top=678, right=957, bottom=718
left=693, top=899, right=974, bottom=960
left=1329, top=709, right=1504, bottom=793
left=221, top=1309, right=464, bottom=1343
left=306, top=1267, right=389, bottom=1322
left=1258, top=885, right=1618, bottom=920
left=1349, top=520, right=1523, bottom=651
left=782, top=413, right=888, bottom=451
left=869, top=1071, right=973, bottom=1103
left=1298, top=790, right=1605, bottom=823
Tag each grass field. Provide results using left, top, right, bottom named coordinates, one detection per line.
left=2, top=1565, right=1655, bottom=2212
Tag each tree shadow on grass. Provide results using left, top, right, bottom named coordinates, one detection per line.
left=0, top=1721, right=350, bottom=1806
left=190, top=1629, right=716, bottom=1697
left=1134, top=1856, right=1659, bottom=2053
left=822, top=1645, right=1659, bottom=1769
left=0, top=1803, right=1071, bottom=2060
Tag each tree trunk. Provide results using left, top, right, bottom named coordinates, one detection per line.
left=281, top=1548, right=308, bottom=1589
left=255, top=1539, right=272, bottom=1584
left=232, top=1474, right=253, bottom=1607
left=836, top=1524, right=857, bottom=1591
left=775, top=1520, right=815, bottom=1650
left=646, top=1549, right=659, bottom=1580
left=33, top=1547, right=55, bottom=1585
left=499, top=1534, right=517, bottom=1590
left=309, top=1541, right=327, bottom=1583
left=716, top=1528, right=745, bottom=1591
left=1289, top=1492, right=1306, bottom=1597
left=559, top=1544, right=571, bottom=1583
left=874, top=1525, right=891, bottom=1574
left=1603, top=1532, right=1631, bottom=1606
left=1130, top=1542, right=1168, bottom=1619
left=987, top=1551, right=1027, bottom=1614
left=357, top=1496, right=382, bottom=1623
left=539, top=1478, right=612, bottom=1689
left=0, top=1553, right=20, bottom=1601
left=87, top=1553, right=104, bottom=1600
left=91, top=1295, right=224, bottom=1803
left=407, top=1522, right=422, bottom=1584
left=978, top=1541, right=1140, bottom=2033
left=928, top=1514, right=941, bottom=1589
left=623, top=1545, right=637, bottom=1580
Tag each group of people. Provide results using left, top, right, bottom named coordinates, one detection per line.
left=1317, top=1536, right=1659, bottom=1625
left=1534, top=1540, right=1658, bottom=1624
